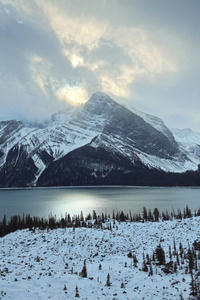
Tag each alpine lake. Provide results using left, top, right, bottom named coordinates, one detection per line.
left=0, top=186, right=200, bottom=220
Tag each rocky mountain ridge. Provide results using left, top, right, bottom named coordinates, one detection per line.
left=0, top=92, right=200, bottom=187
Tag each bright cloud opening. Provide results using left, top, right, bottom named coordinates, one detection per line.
left=56, top=84, right=89, bottom=106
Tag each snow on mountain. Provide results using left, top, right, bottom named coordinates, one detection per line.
left=0, top=92, right=200, bottom=187
left=103, top=98, right=200, bottom=173
left=88, top=96, right=193, bottom=173
left=124, top=104, right=175, bottom=143
left=171, top=128, right=200, bottom=170
left=171, top=128, right=200, bottom=145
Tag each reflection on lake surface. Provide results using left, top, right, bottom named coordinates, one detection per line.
left=0, top=186, right=200, bottom=219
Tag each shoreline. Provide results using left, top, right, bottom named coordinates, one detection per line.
left=0, top=185, right=200, bottom=191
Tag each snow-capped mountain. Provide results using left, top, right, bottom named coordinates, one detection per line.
left=0, top=92, right=200, bottom=187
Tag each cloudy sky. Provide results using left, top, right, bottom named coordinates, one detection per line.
left=0, top=0, right=200, bottom=131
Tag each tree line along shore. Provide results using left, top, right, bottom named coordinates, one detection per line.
left=0, top=204, right=199, bottom=237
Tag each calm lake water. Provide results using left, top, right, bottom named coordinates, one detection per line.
left=0, top=187, right=200, bottom=220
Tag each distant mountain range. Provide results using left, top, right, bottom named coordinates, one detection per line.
left=1, top=92, right=200, bottom=187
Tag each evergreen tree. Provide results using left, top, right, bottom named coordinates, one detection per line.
left=127, top=251, right=132, bottom=258
left=179, top=241, right=183, bottom=258
left=185, top=265, right=188, bottom=275
left=92, top=210, right=97, bottom=220
left=169, top=245, right=172, bottom=260
left=80, top=211, right=84, bottom=222
left=153, top=208, right=159, bottom=222
left=63, top=284, right=67, bottom=291
left=106, top=273, right=111, bottom=286
left=174, top=262, right=177, bottom=274
left=142, top=252, right=148, bottom=272
left=152, top=251, right=155, bottom=262
left=189, top=273, right=196, bottom=298
left=142, top=260, right=148, bottom=272
left=86, top=213, right=92, bottom=221
left=155, top=245, right=165, bottom=265
left=149, top=263, right=153, bottom=276
left=176, top=252, right=180, bottom=265
left=148, top=209, right=153, bottom=221
left=75, top=285, right=80, bottom=298
left=80, top=259, right=87, bottom=277
left=146, top=253, right=150, bottom=265
left=133, top=254, right=138, bottom=267
left=101, top=213, right=105, bottom=223
left=177, top=208, right=182, bottom=220
left=188, top=248, right=194, bottom=274
left=142, top=207, right=147, bottom=222
left=173, top=239, right=177, bottom=257
left=163, top=210, right=170, bottom=221
left=186, top=205, right=192, bottom=218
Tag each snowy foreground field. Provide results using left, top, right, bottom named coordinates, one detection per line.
left=1, top=217, right=200, bottom=300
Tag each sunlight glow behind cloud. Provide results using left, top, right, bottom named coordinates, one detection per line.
left=0, top=0, right=200, bottom=130
left=32, top=0, right=177, bottom=104
left=56, top=84, right=89, bottom=105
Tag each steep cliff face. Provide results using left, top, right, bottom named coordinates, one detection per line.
left=0, top=92, right=200, bottom=187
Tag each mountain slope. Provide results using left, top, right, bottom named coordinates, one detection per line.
left=0, top=92, right=200, bottom=187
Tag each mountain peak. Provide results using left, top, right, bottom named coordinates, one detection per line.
left=88, top=92, right=116, bottom=105
left=83, top=92, right=116, bottom=115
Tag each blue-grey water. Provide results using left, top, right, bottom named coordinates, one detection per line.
left=0, top=187, right=200, bottom=220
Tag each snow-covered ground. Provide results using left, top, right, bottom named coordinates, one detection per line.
left=1, top=217, right=200, bottom=299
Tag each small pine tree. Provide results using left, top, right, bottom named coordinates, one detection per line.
left=185, top=265, right=188, bottom=274
left=106, top=273, right=111, bottom=286
left=63, top=284, right=67, bottom=291
left=188, top=248, right=194, bottom=274
left=121, top=280, right=125, bottom=288
left=155, top=245, right=165, bottom=265
left=176, top=252, right=180, bottom=265
left=75, top=285, right=80, bottom=298
left=148, top=209, right=153, bottom=221
left=174, top=262, right=177, bottom=274
left=179, top=241, right=183, bottom=255
left=189, top=273, right=196, bottom=298
left=146, top=253, right=150, bottom=265
left=142, top=261, right=148, bottom=272
left=80, top=259, right=87, bottom=278
left=173, top=239, right=177, bottom=256
left=142, top=254, right=148, bottom=272
left=169, top=245, right=172, bottom=260
left=142, top=207, right=148, bottom=222
left=195, top=258, right=198, bottom=271
left=133, top=254, right=138, bottom=267
left=153, top=208, right=159, bottom=221
left=149, top=263, right=153, bottom=276
left=99, top=263, right=102, bottom=270
left=152, top=251, right=155, bottom=262
left=127, top=251, right=132, bottom=258
left=185, top=205, right=192, bottom=218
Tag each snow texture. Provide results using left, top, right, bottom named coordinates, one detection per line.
left=1, top=217, right=200, bottom=299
